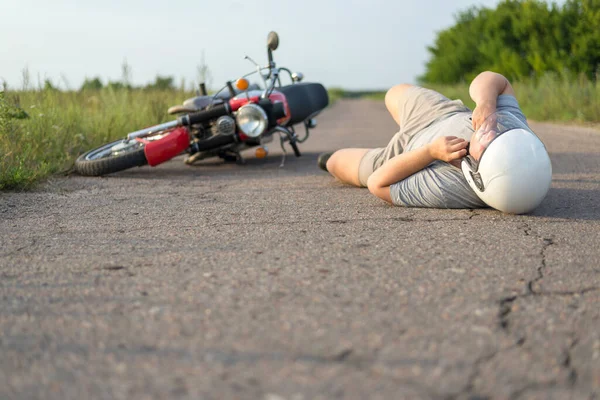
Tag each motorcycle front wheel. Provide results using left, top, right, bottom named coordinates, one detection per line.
left=75, top=139, right=147, bottom=176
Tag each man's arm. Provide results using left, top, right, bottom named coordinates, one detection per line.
left=367, top=136, right=468, bottom=203
left=469, top=71, right=516, bottom=130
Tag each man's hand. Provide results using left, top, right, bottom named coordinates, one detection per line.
left=472, top=100, right=497, bottom=131
left=428, top=136, right=468, bottom=163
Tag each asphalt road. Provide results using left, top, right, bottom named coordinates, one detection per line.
left=1, top=99, right=599, bottom=400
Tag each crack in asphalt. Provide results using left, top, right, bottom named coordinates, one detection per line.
left=0, top=337, right=447, bottom=399
left=7, top=213, right=476, bottom=238
left=491, top=224, right=599, bottom=396
left=0, top=238, right=37, bottom=258
left=510, top=380, right=560, bottom=399
left=2, top=336, right=444, bottom=370
left=498, top=296, right=518, bottom=331
left=448, top=340, right=528, bottom=400
left=448, top=348, right=500, bottom=400
left=563, top=336, right=579, bottom=387
left=536, top=287, right=600, bottom=297
left=200, top=215, right=475, bottom=228
left=506, top=337, right=582, bottom=400
left=468, top=209, right=480, bottom=220
left=527, top=237, right=554, bottom=295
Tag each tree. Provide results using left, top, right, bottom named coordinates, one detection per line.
left=80, top=77, right=104, bottom=91
left=106, top=81, right=129, bottom=91
left=420, top=0, right=600, bottom=84
left=145, top=75, right=175, bottom=90
left=564, top=0, right=600, bottom=78
left=420, top=7, right=488, bottom=84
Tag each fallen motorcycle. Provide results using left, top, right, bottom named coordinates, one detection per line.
left=75, top=31, right=329, bottom=176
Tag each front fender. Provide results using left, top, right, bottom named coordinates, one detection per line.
left=144, top=127, right=190, bottom=166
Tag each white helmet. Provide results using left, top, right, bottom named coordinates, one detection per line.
left=461, top=111, right=552, bottom=214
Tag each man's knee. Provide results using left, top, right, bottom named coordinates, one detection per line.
left=385, top=84, right=414, bottom=105
left=326, top=151, right=340, bottom=175
left=385, top=84, right=416, bottom=123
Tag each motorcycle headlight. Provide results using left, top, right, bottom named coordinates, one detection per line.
left=236, top=104, right=268, bottom=138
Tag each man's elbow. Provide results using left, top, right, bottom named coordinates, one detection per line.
left=367, top=176, right=392, bottom=203
left=469, top=71, right=514, bottom=99
left=366, top=174, right=379, bottom=193
left=474, top=71, right=504, bottom=81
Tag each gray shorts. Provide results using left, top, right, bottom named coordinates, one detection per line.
left=357, top=86, right=470, bottom=187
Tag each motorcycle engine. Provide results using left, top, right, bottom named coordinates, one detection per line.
left=211, top=116, right=236, bottom=136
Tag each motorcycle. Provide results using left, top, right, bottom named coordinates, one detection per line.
left=74, top=32, right=329, bottom=176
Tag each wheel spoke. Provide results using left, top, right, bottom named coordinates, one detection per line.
left=85, top=140, right=143, bottom=161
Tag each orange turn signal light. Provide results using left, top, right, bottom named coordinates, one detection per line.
left=236, top=78, right=249, bottom=91
left=255, top=146, right=268, bottom=158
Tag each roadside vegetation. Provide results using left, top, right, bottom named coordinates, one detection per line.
left=2, top=75, right=598, bottom=190
left=336, top=71, right=600, bottom=122
left=0, top=84, right=190, bottom=190
left=420, top=0, right=600, bottom=85
left=1, top=0, right=599, bottom=190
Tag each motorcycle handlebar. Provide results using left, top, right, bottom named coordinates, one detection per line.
left=179, top=96, right=287, bottom=134
left=180, top=104, right=230, bottom=126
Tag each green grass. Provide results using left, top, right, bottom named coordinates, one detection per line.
left=1, top=74, right=599, bottom=190
left=0, top=88, right=192, bottom=190
left=422, top=74, right=600, bottom=123
left=327, top=88, right=347, bottom=105
left=331, top=73, right=600, bottom=124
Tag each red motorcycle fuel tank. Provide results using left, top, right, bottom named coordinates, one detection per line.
left=143, top=127, right=190, bottom=166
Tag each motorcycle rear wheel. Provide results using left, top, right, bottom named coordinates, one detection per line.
left=75, top=139, right=147, bottom=176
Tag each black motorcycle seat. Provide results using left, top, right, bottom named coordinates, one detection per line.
left=278, top=83, right=329, bottom=125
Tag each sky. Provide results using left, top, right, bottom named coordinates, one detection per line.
left=2, top=0, right=514, bottom=90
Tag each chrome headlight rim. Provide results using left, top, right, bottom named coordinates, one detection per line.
left=236, top=104, right=268, bottom=138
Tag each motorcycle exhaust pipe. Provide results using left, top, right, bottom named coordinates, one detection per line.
left=195, top=134, right=236, bottom=151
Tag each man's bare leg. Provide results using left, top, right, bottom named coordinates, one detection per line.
left=326, top=148, right=371, bottom=187
left=324, top=85, right=414, bottom=188
left=385, top=83, right=415, bottom=125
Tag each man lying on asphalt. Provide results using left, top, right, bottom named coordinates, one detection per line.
left=318, top=71, right=552, bottom=214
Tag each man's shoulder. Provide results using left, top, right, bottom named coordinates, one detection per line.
left=411, top=112, right=474, bottom=146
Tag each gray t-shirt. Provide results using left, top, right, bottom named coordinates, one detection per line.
left=389, top=95, right=527, bottom=208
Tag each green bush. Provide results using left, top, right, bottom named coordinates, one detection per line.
left=421, top=0, right=600, bottom=84
left=80, top=77, right=104, bottom=91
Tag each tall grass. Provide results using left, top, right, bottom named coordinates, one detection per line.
left=1, top=74, right=599, bottom=190
left=512, top=74, right=600, bottom=122
left=426, top=73, right=600, bottom=123
left=0, top=88, right=192, bottom=189
left=338, top=73, right=600, bottom=124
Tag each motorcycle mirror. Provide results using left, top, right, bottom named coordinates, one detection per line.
left=292, top=72, right=304, bottom=82
left=267, top=31, right=279, bottom=51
